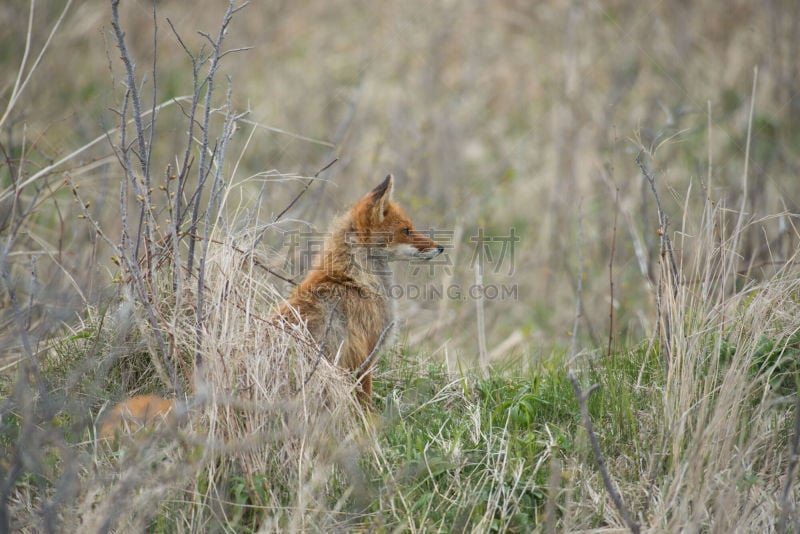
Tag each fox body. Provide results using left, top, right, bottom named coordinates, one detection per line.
left=279, top=174, right=443, bottom=402
left=98, top=394, right=175, bottom=440
left=99, top=175, right=442, bottom=437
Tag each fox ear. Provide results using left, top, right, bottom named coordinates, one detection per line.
left=368, top=174, right=393, bottom=221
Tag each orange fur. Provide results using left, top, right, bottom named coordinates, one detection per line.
left=98, top=394, right=175, bottom=440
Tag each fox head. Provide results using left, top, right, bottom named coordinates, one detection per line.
left=349, top=175, right=444, bottom=260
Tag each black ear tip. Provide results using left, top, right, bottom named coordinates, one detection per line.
left=370, top=174, right=394, bottom=197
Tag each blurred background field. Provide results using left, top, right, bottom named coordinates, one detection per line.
left=2, top=1, right=800, bottom=531
left=3, top=0, right=799, bottom=362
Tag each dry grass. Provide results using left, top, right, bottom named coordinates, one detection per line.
left=7, top=223, right=370, bottom=531
left=559, top=197, right=800, bottom=531
left=2, top=0, right=800, bottom=531
left=4, top=0, right=799, bottom=356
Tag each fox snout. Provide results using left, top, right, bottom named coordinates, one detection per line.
left=416, top=242, right=445, bottom=259
left=390, top=234, right=444, bottom=260
left=406, top=229, right=444, bottom=259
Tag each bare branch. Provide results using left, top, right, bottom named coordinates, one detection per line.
left=778, top=395, right=800, bottom=533
left=0, top=0, right=74, bottom=130
left=637, top=151, right=677, bottom=372
left=166, top=17, right=194, bottom=59
left=636, top=152, right=678, bottom=292
left=273, top=158, right=339, bottom=223
left=474, top=252, right=489, bottom=374
left=185, top=0, right=242, bottom=277
left=147, top=0, right=159, bottom=204
left=195, top=76, right=243, bottom=368
left=230, top=1, right=250, bottom=15
left=218, top=46, right=255, bottom=60
left=570, top=201, right=584, bottom=360
left=187, top=231, right=295, bottom=285
left=608, top=187, right=619, bottom=360
left=302, top=297, right=341, bottom=387
left=110, top=0, right=150, bottom=179
left=569, top=372, right=640, bottom=534
left=355, top=321, right=395, bottom=377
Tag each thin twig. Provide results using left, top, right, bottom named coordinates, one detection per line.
left=144, top=0, right=159, bottom=282
left=187, top=232, right=296, bottom=285
left=608, top=187, right=619, bottom=360
left=195, top=76, right=245, bottom=368
left=778, top=392, right=800, bottom=532
left=570, top=200, right=584, bottom=360
left=354, top=321, right=395, bottom=377
left=185, top=1, right=241, bottom=277
left=110, top=0, right=150, bottom=177
left=569, top=372, right=640, bottom=534
left=0, top=0, right=74, bottom=130
left=165, top=17, right=201, bottom=231
left=218, top=46, right=255, bottom=60
left=273, top=157, right=339, bottom=223
left=475, top=253, right=489, bottom=374
left=302, top=297, right=341, bottom=387
left=637, top=152, right=677, bottom=373
left=147, top=0, right=158, bottom=194
left=732, top=66, right=758, bottom=260
left=636, top=152, right=678, bottom=293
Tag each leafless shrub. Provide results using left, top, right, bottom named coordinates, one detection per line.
left=0, top=1, right=366, bottom=531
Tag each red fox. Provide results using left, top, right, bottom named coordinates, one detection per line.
left=279, top=174, right=444, bottom=402
left=98, top=394, right=175, bottom=440
left=99, top=174, right=442, bottom=437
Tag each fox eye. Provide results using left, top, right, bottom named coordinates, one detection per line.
left=402, top=228, right=411, bottom=236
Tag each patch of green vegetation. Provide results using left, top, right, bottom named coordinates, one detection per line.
left=359, top=343, right=661, bottom=531
left=751, top=333, right=800, bottom=394
left=717, top=331, right=800, bottom=395
left=153, top=469, right=275, bottom=533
